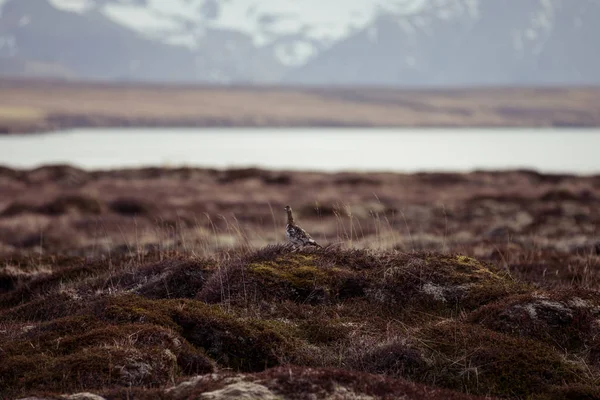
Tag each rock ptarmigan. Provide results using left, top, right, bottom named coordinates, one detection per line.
left=284, top=205, right=322, bottom=249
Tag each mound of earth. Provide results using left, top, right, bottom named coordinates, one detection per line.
left=1, top=246, right=599, bottom=399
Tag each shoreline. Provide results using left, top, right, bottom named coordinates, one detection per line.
left=2, top=80, right=600, bottom=134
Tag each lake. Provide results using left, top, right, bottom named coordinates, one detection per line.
left=0, top=128, right=599, bottom=173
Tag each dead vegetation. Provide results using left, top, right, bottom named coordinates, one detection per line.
left=1, top=166, right=600, bottom=399
left=1, top=246, right=598, bottom=399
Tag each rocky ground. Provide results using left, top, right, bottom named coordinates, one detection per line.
left=1, top=166, right=599, bottom=399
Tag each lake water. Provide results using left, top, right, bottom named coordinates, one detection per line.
left=0, top=128, right=599, bottom=173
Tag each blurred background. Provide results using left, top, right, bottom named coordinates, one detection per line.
left=0, top=0, right=600, bottom=172
left=0, top=0, right=599, bottom=86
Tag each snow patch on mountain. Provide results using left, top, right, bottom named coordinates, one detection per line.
left=48, top=0, right=93, bottom=14
left=44, top=0, right=428, bottom=66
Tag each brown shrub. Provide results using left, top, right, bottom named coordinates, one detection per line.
left=0, top=166, right=24, bottom=181
left=413, top=172, right=468, bottom=186
left=332, top=173, right=382, bottom=186
left=353, top=339, right=431, bottom=379
left=416, top=322, right=584, bottom=397
left=540, top=188, right=596, bottom=203
left=1, top=195, right=103, bottom=217
left=0, top=201, right=37, bottom=217
left=108, top=197, right=152, bottom=216
left=216, top=168, right=264, bottom=183
left=262, top=173, right=292, bottom=185
left=80, top=257, right=214, bottom=299
left=38, top=195, right=103, bottom=215
left=24, top=165, right=89, bottom=186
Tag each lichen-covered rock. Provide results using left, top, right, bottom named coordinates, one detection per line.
left=160, top=366, right=485, bottom=400
left=64, top=393, right=107, bottom=400
left=200, top=381, right=282, bottom=400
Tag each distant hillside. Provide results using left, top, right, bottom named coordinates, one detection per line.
left=0, top=0, right=599, bottom=86
left=2, top=82, right=600, bottom=133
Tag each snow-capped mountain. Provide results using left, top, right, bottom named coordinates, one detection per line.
left=0, top=0, right=599, bottom=86
left=287, top=0, right=600, bottom=86
left=46, top=0, right=429, bottom=67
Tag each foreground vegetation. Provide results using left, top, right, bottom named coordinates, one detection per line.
left=2, top=81, right=600, bottom=133
left=2, top=246, right=599, bottom=399
left=1, top=166, right=599, bottom=399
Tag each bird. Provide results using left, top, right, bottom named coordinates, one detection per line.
left=284, top=205, right=322, bottom=249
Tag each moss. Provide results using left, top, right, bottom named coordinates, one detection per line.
left=94, top=295, right=299, bottom=372
left=200, top=251, right=356, bottom=305
left=249, top=258, right=329, bottom=297
left=96, top=295, right=180, bottom=330
left=0, top=302, right=216, bottom=397
left=416, top=322, right=584, bottom=397
left=0, top=293, right=82, bottom=321
left=1, top=346, right=176, bottom=397
left=367, top=252, right=528, bottom=316
left=172, top=302, right=299, bottom=372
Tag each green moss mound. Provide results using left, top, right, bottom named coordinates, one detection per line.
left=95, top=295, right=300, bottom=372
left=366, top=253, right=528, bottom=314
left=198, top=246, right=364, bottom=305
left=0, top=317, right=214, bottom=397
left=198, top=247, right=525, bottom=317
left=1, top=246, right=598, bottom=399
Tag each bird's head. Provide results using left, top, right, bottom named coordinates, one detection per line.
left=284, top=205, right=292, bottom=212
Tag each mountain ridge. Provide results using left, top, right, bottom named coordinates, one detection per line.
left=0, top=0, right=598, bottom=86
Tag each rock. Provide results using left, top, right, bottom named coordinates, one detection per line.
left=201, top=381, right=282, bottom=400
left=64, top=394, right=107, bottom=400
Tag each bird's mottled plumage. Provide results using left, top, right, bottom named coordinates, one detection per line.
left=284, top=205, right=321, bottom=248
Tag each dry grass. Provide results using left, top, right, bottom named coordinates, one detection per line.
left=0, top=105, right=45, bottom=121
left=1, top=80, right=600, bottom=133
left=1, top=166, right=598, bottom=289
left=1, top=166, right=600, bottom=399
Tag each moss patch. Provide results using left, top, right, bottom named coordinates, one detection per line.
left=199, top=250, right=362, bottom=305
left=365, top=253, right=528, bottom=316
left=94, top=295, right=300, bottom=372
